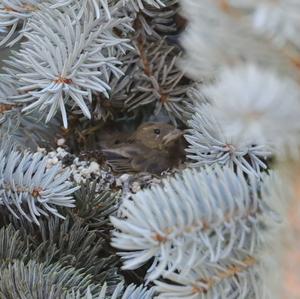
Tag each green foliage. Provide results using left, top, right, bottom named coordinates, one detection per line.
left=0, top=260, right=97, bottom=299
left=0, top=225, right=29, bottom=264
left=0, top=217, right=121, bottom=285
left=0, top=0, right=294, bottom=298
left=0, top=142, right=78, bottom=224
left=68, top=181, right=120, bottom=230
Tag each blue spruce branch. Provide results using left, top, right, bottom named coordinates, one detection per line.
left=0, top=143, right=78, bottom=224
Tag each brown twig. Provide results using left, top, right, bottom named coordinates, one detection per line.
left=191, top=256, right=256, bottom=294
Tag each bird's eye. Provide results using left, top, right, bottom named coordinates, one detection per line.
left=153, top=128, right=160, bottom=135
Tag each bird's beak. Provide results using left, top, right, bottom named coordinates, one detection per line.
left=162, top=129, right=183, bottom=146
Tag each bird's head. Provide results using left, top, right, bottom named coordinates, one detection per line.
left=133, top=122, right=183, bottom=150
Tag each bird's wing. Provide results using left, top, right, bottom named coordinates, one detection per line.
left=102, top=146, right=145, bottom=172
left=131, top=150, right=171, bottom=174
left=103, top=146, right=172, bottom=174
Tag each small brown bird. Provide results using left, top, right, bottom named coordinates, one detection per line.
left=101, top=122, right=185, bottom=174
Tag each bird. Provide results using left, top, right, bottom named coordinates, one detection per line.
left=100, top=122, right=185, bottom=174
